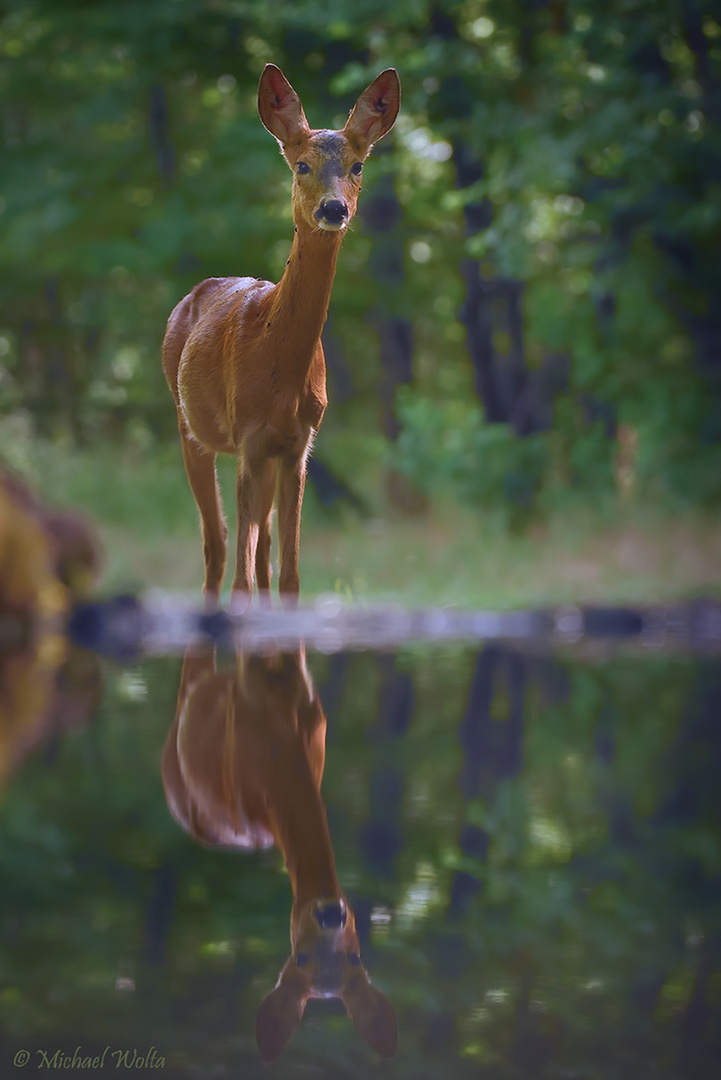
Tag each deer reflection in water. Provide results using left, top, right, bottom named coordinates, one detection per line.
left=161, top=646, right=397, bottom=1062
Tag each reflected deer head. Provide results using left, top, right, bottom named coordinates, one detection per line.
left=162, top=646, right=397, bottom=1061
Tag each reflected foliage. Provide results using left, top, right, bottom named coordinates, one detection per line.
left=1, top=641, right=720, bottom=1076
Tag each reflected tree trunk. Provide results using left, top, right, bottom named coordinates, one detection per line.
left=358, top=654, right=412, bottom=879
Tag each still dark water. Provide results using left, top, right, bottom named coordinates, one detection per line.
left=1, top=621, right=720, bottom=1078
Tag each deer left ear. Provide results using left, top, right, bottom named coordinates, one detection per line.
left=344, top=69, right=400, bottom=154
left=255, top=961, right=309, bottom=1062
left=342, top=968, right=398, bottom=1057
left=258, top=64, right=310, bottom=146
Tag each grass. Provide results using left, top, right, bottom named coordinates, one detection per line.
left=3, top=428, right=720, bottom=609
left=300, top=504, right=720, bottom=608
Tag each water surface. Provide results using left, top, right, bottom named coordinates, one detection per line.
left=1, top=619, right=720, bottom=1078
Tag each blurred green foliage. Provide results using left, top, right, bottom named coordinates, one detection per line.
left=1, top=0, right=721, bottom=514
left=394, top=391, right=552, bottom=527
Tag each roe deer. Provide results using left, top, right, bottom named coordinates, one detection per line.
left=161, top=646, right=397, bottom=1061
left=162, top=65, right=400, bottom=609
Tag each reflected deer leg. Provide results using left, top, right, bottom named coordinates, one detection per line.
left=179, top=418, right=227, bottom=606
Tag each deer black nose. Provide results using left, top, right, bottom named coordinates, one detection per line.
left=317, top=199, right=348, bottom=226
left=314, top=900, right=346, bottom=929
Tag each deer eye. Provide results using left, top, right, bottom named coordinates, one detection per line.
left=348, top=952, right=361, bottom=967
left=297, top=161, right=311, bottom=175
left=296, top=952, right=310, bottom=967
left=351, top=162, right=363, bottom=176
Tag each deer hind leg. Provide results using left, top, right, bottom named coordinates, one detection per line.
left=277, top=445, right=310, bottom=609
left=255, top=458, right=278, bottom=609
left=178, top=418, right=228, bottom=605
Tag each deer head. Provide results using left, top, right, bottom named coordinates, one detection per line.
left=258, top=64, right=400, bottom=233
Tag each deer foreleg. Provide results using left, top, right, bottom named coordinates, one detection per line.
left=255, top=458, right=278, bottom=609
left=277, top=449, right=309, bottom=608
left=232, top=441, right=269, bottom=606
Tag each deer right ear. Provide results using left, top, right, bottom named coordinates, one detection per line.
left=255, top=961, right=309, bottom=1062
left=343, top=968, right=398, bottom=1058
left=258, top=64, right=310, bottom=146
left=343, top=68, right=401, bottom=155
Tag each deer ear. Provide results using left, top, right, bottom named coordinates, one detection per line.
left=258, top=64, right=310, bottom=146
left=344, top=69, right=400, bottom=154
left=255, top=962, right=309, bottom=1063
left=343, top=968, right=398, bottom=1058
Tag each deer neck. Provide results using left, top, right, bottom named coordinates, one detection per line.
left=266, top=221, right=343, bottom=379
left=267, top=751, right=340, bottom=908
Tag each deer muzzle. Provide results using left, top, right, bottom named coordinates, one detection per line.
left=315, top=199, right=349, bottom=230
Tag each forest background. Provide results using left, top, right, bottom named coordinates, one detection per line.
left=1, top=0, right=720, bottom=606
